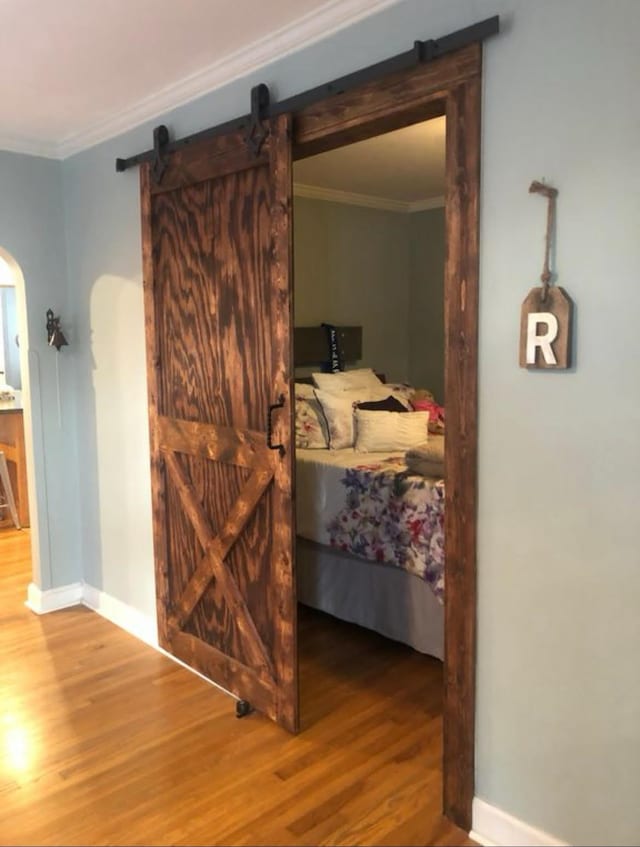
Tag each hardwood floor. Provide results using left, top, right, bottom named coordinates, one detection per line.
left=0, top=528, right=473, bottom=846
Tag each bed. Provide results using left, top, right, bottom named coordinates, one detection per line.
left=295, top=445, right=445, bottom=659
left=292, top=327, right=445, bottom=659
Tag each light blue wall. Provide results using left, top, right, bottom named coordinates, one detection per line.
left=62, top=138, right=155, bottom=613
left=0, top=150, right=81, bottom=588
left=475, top=3, right=640, bottom=842
left=4, top=0, right=636, bottom=844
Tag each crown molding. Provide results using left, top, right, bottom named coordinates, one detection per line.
left=0, top=134, right=60, bottom=160
left=294, top=182, right=410, bottom=212
left=407, top=195, right=446, bottom=212
left=294, top=182, right=445, bottom=213
left=53, top=0, right=403, bottom=159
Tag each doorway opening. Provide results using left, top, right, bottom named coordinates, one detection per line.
left=289, top=52, right=481, bottom=826
left=291, top=113, right=447, bottom=804
left=0, top=250, right=42, bottom=595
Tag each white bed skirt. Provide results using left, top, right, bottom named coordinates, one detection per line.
left=296, top=538, right=444, bottom=660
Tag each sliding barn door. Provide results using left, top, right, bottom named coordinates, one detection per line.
left=140, top=114, right=297, bottom=732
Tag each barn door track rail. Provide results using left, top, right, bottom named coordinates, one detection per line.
left=115, top=14, right=499, bottom=176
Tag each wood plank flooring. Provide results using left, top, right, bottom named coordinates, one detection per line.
left=0, top=528, right=473, bottom=846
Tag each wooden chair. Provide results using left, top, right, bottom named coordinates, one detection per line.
left=0, top=450, right=20, bottom=529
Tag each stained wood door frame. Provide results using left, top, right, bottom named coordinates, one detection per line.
left=290, top=42, right=482, bottom=831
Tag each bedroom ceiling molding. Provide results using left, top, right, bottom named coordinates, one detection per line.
left=0, top=0, right=403, bottom=161
left=407, top=196, right=447, bottom=212
left=293, top=182, right=445, bottom=213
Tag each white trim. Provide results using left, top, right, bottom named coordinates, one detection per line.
left=25, top=581, right=83, bottom=614
left=81, top=584, right=235, bottom=698
left=24, top=580, right=236, bottom=697
left=0, top=134, right=60, bottom=160
left=294, top=182, right=445, bottom=213
left=407, top=195, right=446, bottom=212
left=294, top=182, right=410, bottom=212
left=82, top=583, right=158, bottom=647
left=470, top=797, right=568, bottom=847
left=52, top=0, right=404, bottom=158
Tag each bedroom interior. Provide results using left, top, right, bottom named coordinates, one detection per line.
left=291, top=118, right=448, bottom=686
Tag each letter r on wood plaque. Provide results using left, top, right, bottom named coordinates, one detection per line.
left=519, top=286, right=573, bottom=369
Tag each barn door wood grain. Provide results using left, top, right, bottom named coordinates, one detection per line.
left=140, top=114, right=297, bottom=732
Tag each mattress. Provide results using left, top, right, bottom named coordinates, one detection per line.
left=296, top=447, right=445, bottom=602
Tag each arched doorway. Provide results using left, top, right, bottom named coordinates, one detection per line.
left=0, top=248, right=44, bottom=591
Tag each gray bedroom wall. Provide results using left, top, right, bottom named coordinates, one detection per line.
left=408, top=207, right=445, bottom=401
left=293, top=197, right=446, bottom=392
left=0, top=150, right=81, bottom=589
left=56, top=1, right=640, bottom=844
left=293, top=195, right=411, bottom=382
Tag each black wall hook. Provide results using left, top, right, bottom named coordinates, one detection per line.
left=46, top=309, right=68, bottom=351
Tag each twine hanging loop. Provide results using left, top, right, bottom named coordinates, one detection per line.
left=529, top=180, right=558, bottom=303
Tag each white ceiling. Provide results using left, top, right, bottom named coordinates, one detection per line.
left=294, top=117, right=446, bottom=209
left=0, top=0, right=401, bottom=158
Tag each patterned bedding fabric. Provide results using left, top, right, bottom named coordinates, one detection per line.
left=296, top=449, right=444, bottom=603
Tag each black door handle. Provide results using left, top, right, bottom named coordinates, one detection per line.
left=267, top=394, right=286, bottom=456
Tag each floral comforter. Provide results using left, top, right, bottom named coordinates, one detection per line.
left=295, top=449, right=444, bottom=602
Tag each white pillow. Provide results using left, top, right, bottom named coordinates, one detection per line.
left=294, top=384, right=330, bottom=449
left=315, top=386, right=414, bottom=449
left=312, top=368, right=382, bottom=393
left=354, top=409, right=430, bottom=453
left=314, top=389, right=358, bottom=449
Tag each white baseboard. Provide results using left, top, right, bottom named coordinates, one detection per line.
left=82, top=584, right=231, bottom=696
left=82, top=583, right=158, bottom=647
left=24, top=579, right=157, bottom=644
left=25, top=581, right=84, bottom=613
left=25, top=580, right=232, bottom=699
left=471, top=797, right=568, bottom=847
